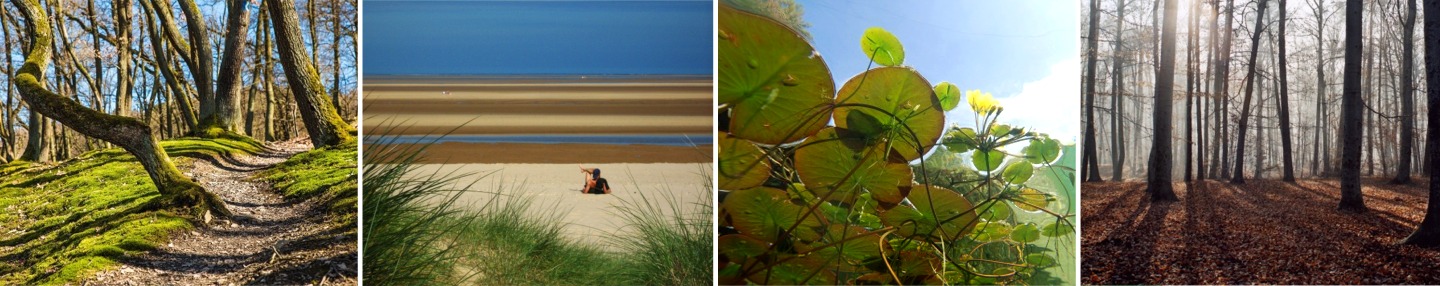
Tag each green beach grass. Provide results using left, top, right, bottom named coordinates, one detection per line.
left=362, top=134, right=712, bottom=285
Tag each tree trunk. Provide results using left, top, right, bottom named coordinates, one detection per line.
left=1230, top=0, right=1268, bottom=184
left=1394, top=0, right=1417, bottom=184
left=1112, top=0, right=1128, bottom=181
left=1147, top=0, right=1180, bottom=201
left=114, top=0, right=134, bottom=117
left=1277, top=0, right=1296, bottom=182
left=1312, top=0, right=1327, bottom=177
left=1084, top=0, right=1104, bottom=182
left=1185, top=0, right=1198, bottom=182
left=267, top=0, right=355, bottom=147
left=8, top=0, right=227, bottom=217
left=1401, top=0, right=1440, bottom=246
left=209, top=0, right=254, bottom=135
left=1338, top=0, right=1367, bottom=213
left=1217, top=0, right=1237, bottom=179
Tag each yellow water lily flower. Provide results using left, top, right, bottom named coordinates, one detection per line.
left=967, top=90, right=1001, bottom=115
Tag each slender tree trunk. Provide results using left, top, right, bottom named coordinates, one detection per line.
left=1393, top=0, right=1417, bottom=184
left=115, top=0, right=134, bottom=117
left=1312, top=0, right=1327, bottom=177
left=1402, top=0, right=1440, bottom=246
left=1084, top=0, right=1104, bottom=182
left=1338, top=0, right=1367, bottom=213
left=1276, top=0, right=1296, bottom=182
left=330, top=0, right=344, bottom=116
left=1147, top=0, right=1180, bottom=201
left=267, top=0, right=356, bottom=147
left=1230, top=0, right=1268, bottom=184
left=1112, top=0, right=1128, bottom=181
left=9, top=0, right=227, bottom=217
left=209, top=0, right=254, bottom=134
left=1185, top=0, right=1196, bottom=182
left=1218, top=0, right=1237, bottom=179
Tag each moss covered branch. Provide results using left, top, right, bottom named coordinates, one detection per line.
left=8, top=0, right=228, bottom=218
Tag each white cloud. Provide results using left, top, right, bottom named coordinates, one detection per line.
left=994, top=58, right=1080, bottom=144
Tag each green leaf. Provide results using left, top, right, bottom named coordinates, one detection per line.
left=1025, top=253, right=1056, bottom=267
left=1041, top=221, right=1073, bottom=237
left=976, top=200, right=1012, bottom=221
left=973, top=221, right=1012, bottom=242
left=1023, top=137, right=1063, bottom=164
left=723, top=187, right=821, bottom=242
left=795, top=128, right=913, bottom=206
left=718, top=133, right=771, bottom=190
left=745, top=256, right=837, bottom=285
left=879, top=185, right=979, bottom=241
left=861, top=27, right=904, bottom=66
left=971, top=149, right=1004, bottom=172
left=844, top=110, right=886, bottom=138
left=942, top=128, right=977, bottom=154
left=719, top=5, right=835, bottom=144
left=934, top=81, right=960, bottom=111
left=833, top=67, right=945, bottom=161
left=1012, top=187, right=1052, bottom=212
left=1001, top=161, right=1034, bottom=184
left=718, top=234, right=768, bottom=260
left=1011, top=223, right=1040, bottom=243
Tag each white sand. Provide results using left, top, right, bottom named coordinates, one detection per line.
left=409, top=163, right=712, bottom=251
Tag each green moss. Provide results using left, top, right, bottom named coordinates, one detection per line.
left=260, top=143, right=357, bottom=215
left=0, top=138, right=260, bottom=284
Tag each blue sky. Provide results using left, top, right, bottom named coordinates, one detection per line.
left=363, top=0, right=712, bottom=75
left=797, top=0, right=1080, bottom=143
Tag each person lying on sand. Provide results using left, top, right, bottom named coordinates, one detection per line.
left=580, top=166, right=611, bottom=194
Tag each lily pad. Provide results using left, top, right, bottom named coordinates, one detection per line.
left=861, top=27, right=905, bottom=66
left=719, top=5, right=835, bottom=144
left=724, top=187, right=823, bottom=242
left=1011, top=223, right=1040, bottom=243
left=1023, top=137, right=1062, bottom=164
left=1011, top=187, right=1052, bottom=212
left=833, top=67, right=944, bottom=161
left=719, top=234, right=769, bottom=260
left=795, top=128, right=913, bottom=206
left=799, top=225, right=885, bottom=265
left=971, top=149, right=1004, bottom=172
left=1041, top=220, right=1074, bottom=237
left=934, top=81, right=960, bottom=111
left=1000, top=161, right=1034, bottom=184
left=879, top=185, right=979, bottom=241
left=719, top=133, right=772, bottom=190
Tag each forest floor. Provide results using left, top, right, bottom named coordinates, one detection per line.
left=87, top=139, right=357, bottom=285
left=1082, top=178, right=1440, bottom=284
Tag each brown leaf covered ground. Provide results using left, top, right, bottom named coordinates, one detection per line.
left=1082, top=178, right=1440, bottom=284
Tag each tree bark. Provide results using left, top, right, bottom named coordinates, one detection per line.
left=1401, top=0, right=1440, bottom=246
left=267, top=0, right=355, bottom=147
left=1147, top=0, right=1180, bottom=201
left=1185, top=0, right=1197, bottom=182
left=1084, top=0, right=1104, bottom=182
left=1112, top=0, right=1128, bottom=181
left=210, top=0, right=254, bottom=134
left=1393, top=0, right=1417, bottom=184
left=1230, top=0, right=1268, bottom=184
left=9, top=0, right=227, bottom=217
left=1277, top=0, right=1296, bottom=182
left=1338, top=0, right=1367, bottom=213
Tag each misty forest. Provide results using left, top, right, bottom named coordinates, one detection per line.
left=0, top=0, right=359, bottom=284
left=1081, top=0, right=1440, bottom=284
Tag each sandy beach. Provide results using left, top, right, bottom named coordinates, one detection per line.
left=368, top=77, right=714, bottom=251
left=410, top=163, right=712, bottom=251
left=363, top=78, right=712, bottom=135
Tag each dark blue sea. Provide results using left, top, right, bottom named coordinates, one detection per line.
left=363, top=0, right=713, bottom=76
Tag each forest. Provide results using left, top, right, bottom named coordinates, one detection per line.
left=1081, top=0, right=1440, bottom=284
left=0, top=0, right=359, bottom=284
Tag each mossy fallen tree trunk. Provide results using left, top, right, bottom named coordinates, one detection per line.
left=9, top=0, right=228, bottom=218
left=267, top=0, right=355, bottom=147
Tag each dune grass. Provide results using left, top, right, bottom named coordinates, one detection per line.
left=0, top=137, right=262, bottom=285
left=362, top=134, right=713, bottom=285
